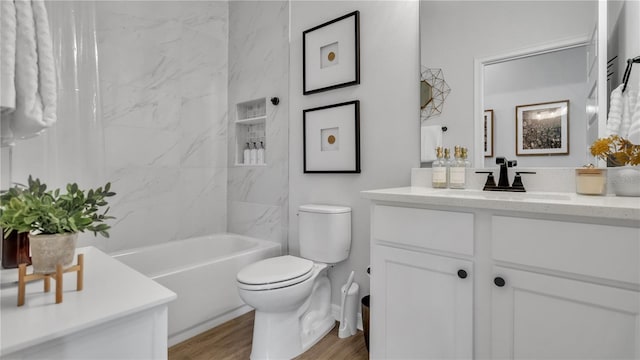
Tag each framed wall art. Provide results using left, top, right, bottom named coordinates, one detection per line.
left=303, top=11, right=360, bottom=95
left=516, top=100, right=569, bottom=156
left=303, top=100, right=360, bottom=173
left=484, top=109, right=494, bottom=157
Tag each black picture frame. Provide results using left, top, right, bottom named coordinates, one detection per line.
left=303, top=100, right=361, bottom=173
left=484, top=109, right=494, bottom=157
left=303, top=11, right=360, bottom=95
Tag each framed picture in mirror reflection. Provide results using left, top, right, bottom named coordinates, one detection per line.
left=516, top=100, right=569, bottom=156
left=484, top=109, right=494, bottom=157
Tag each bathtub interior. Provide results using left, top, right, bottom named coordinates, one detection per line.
left=113, top=233, right=264, bottom=277
left=160, top=248, right=279, bottom=340
left=112, top=233, right=281, bottom=344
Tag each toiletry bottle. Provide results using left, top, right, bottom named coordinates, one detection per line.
left=257, top=141, right=265, bottom=165
left=462, top=147, right=471, bottom=186
left=449, top=146, right=466, bottom=189
left=444, top=147, right=452, bottom=187
left=250, top=142, right=257, bottom=165
left=432, top=147, right=447, bottom=188
left=243, top=142, right=251, bottom=165
left=462, top=147, right=471, bottom=169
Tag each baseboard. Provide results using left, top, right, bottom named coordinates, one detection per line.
left=170, top=303, right=363, bottom=347
left=168, top=305, right=254, bottom=347
left=331, top=304, right=363, bottom=331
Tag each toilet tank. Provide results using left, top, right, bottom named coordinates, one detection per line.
left=298, top=204, right=351, bottom=264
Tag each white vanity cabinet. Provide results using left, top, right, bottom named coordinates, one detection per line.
left=363, top=187, right=640, bottom=360
left=370, top=205, right=474, bottom=359
left=490, top=216, right=640, bottom=359
left=372, top=245, right=473, bottom=359
left=491, top=266, right=640, bottom=359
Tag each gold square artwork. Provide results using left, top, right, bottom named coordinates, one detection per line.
left=320, top=42, right=339, bottom=68
left=321, top=127, right=339, bottom=151
left=303, top=11, right=359, bottom=95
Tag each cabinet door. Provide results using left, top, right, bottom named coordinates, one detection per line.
left=491, top=267, right=640, bottom=359
left=371, top=245, right=472, bottom=359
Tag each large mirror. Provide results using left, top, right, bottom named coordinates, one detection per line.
left=419, top=1, right=599, bottom=167
left=480, top=42, right=590, bottom=168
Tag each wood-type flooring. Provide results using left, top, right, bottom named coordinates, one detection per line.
left=168, top=311, right=369, bottom=360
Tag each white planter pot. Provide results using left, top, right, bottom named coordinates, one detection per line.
left=29, top=233, right=78, bottom=274
left=610, top=166, right=640, bottom=197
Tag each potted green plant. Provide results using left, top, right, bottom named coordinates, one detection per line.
left=0, top=176, right=115, bottom=273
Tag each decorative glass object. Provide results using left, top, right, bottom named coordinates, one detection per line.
left=1, top=231, right=31, bottom=269
left=420, top=67, right=451, bottom=121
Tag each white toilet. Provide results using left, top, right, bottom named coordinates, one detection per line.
left=237, top=204, right=352, bottom=360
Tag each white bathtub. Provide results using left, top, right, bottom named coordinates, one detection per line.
left=112, top=233, right=281, bottom=346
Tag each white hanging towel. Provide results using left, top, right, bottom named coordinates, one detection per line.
left=1, top=0, right=57, bottom=142
left=626, top=79, right=640, bottom=144
left=420, top=125, right=443, bottom=162
left=606, top=84, right=623, bottom=136
left=618, top=87, right=637, bottom=139
left=1, top=1, right=17, bottom=113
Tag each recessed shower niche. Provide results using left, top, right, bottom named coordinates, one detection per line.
left=235, top=98, right=267, bottom=166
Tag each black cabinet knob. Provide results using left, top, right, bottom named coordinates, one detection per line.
left=494, top=276, right=506, bottom=287
left=457, top=269, right=468, bottom=279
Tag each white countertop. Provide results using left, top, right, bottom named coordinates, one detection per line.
left=0, top=246, right=177, bottom=356
left=362, top=187, right=640, bottom=221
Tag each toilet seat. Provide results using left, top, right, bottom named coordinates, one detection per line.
left=237, top=255, right=314, bottom=291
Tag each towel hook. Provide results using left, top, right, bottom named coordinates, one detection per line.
left=622, top=56, right=640, bottom=93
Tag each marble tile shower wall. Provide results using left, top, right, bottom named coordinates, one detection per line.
left=227, top=1, right=289, bottom=250
left=96, top=1, right=229, bottom=252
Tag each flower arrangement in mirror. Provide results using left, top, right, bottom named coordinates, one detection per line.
left=590, top=136, right=640, bottom=196
left=0, top=176, right=116, bottom=272
left=590, top=135, right=640, bottom=166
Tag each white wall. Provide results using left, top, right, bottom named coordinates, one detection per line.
left=227, top=1, right=290, bottom=250
left=289, top=1, right=420, bottom=306
left=11, top=2, right=230, bottom=252
left=484, top=46, right=589, bottom=167
left=96, top=1, right=229, bottom=252
left=420, top=1, right=597, bottom=165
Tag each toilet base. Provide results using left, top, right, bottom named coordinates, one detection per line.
left=248, top=268, right=334, bottom=360
left=249, top=310, right=334, bottom=360
left=301, top=315, right=335, bottom=354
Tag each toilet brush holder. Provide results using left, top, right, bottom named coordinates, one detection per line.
left=339, top=281, right=359, bottom=338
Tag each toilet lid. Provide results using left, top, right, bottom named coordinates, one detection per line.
left=237, top=255, right=314, bottom=285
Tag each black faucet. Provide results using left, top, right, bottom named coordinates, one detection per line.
left=476, top=158, right=536, bottom=192
left=511, top=171, right=537, bottom=192
left=475, top=171, right=497, bottom=191
left=496, top=157, right=517, bottom=188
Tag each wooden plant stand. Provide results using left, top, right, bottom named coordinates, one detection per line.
left=17, top=254, right=84, bottom=306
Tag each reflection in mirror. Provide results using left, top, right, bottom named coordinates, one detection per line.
left=483, top=44, right=589, bottom=168
left=419, top=0, right=598, bottom=167
left=421, top=80, right=433, bottom=109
